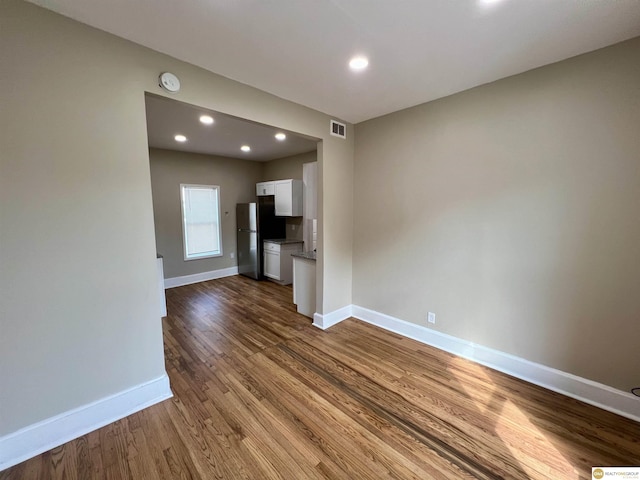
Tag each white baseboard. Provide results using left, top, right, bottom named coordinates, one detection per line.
left=0, top=374, right=173, bottom=472
left=313, top=305, right=353, bottom=330
left=351, top=305, right=640, bottom=423
left=165, top=266, right=238, bottom=289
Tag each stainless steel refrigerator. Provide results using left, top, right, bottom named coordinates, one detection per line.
left=236, top=198, right=286, bottom=280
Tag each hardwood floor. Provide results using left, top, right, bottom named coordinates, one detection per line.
left=2, top=275, right=639, bottom=479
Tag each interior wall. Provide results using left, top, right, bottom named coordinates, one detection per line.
left=0, top=0, right=353, bottom=438
left=149, top=148, right=262, bottom=279
left=353, top=36, right=640, bottom=392
left=262, top=150, right=317, bottom=181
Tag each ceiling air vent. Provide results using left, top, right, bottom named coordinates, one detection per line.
left=330, top=120, right=346, bottom=139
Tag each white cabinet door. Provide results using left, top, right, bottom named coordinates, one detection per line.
left=275, top=180, right=293, bottom=216
left=274, top=179, right=302, bottom=216
left=264, top=250, right=280, bottom=279
left=256, top=181, right=275, bottom=196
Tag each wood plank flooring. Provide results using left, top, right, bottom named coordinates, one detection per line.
left=2, top=275, right=639, bottom=479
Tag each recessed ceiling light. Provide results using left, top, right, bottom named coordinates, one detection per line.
left=275, top=132, right=286, bottom=141
left=174, top=134, right=187, bottom=142
left=241, top=145, right=251, bottom=152
left=349, top=56, right=369, bottom=71
left=479, top=0, right=503, bottom=5
left=199, top=115, right=214, bottom=125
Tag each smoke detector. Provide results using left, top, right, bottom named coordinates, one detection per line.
left=159, top=72, right=181, bottom=93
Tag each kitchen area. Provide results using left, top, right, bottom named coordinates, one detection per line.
left=146, top=93, right=319, bottom=320
left=236, top=165, right=318, bottom=318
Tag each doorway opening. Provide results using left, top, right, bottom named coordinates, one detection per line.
left=144, top=93, right=320, bottom=316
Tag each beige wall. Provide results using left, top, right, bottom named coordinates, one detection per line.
left=262, top=150, right=317, bottom=181
left=353, top=37, right=640, bottom=392
left=0, top=0, right=353, bottom=437
left=149, top=148, right=262, bottom=278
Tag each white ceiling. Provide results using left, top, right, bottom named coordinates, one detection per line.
left=145, top=94, right=317, bottom=161
left=28, top=0, right=640, bottom=124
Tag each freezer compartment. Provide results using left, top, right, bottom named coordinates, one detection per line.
left=236, top=202, right=257, bottom=231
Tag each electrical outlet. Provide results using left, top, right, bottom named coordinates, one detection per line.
left=291, top=224, right=296, bottom=231
left=427, top=312, right=436, bottom=324
left=230, top=252, right=235, bottom=259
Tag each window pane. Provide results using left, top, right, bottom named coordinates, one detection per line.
left=181, top=185, right=221, bottom=259
left=186, top=223, right=217, bottom=256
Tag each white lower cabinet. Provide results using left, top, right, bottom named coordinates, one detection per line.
left=264, top=249, right=281, bottom=280
left=156, top=255, right=167, bottom=317
left=263, top=241, right=303, bottom=285
left=293, top=256, right=316, bottom=318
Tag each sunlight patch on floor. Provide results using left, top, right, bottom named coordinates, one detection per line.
left=449, top=357, right=580, bottom=479
left=448, top=357, right=497, bottom=414
left=495, top=399, right=580, bottom=479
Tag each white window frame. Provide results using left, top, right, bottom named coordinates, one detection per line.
left=180, top=184, right=223, bottom=261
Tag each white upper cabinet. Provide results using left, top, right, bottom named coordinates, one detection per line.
left=256, top=181, right=275, bottom=196
left=257, top=179, right=302, bottom=216
left=274, top=179, right=302, bottom=216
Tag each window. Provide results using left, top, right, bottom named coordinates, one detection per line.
left=180, top=184, right=222, bottom=260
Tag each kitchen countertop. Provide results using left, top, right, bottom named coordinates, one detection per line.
left=264, top=239, right=304, bottom=245
left=291, top=251, right=316, bottom=261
